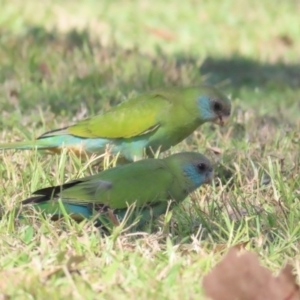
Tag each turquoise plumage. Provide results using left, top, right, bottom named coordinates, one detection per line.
left=21, top=152, right=213, bottom=228
left=0, top=86, right=231, bottom=161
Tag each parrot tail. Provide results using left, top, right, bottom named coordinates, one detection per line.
left=0, top=135, right=89, bottom=153
left=0, top=202, right=91, bottom=222
left=0, top=134, right=111, bottom=155
left=0, top=140, right=52, bottom=151
left=30, top=202, right=92, bottom=221
left=0, top=131, right=71, bottom=150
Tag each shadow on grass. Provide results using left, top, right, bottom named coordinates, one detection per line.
left=1, top=26, right=299, bottom=242
left=1, top=25, right=300, bottom=119
left=199, top=56, right=300, bottom=89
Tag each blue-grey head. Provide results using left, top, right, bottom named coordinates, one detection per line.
left=182, top=154, right=213, bottom=191
left=166, top=152, right=213, bottom=193
left=196, top=85, right=231, bottom=126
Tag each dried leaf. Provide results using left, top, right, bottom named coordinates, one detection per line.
left=276, top=34, right=294, bottom=47
left=0, top=269, right=30, bottom=291
left=145, top=27, right=177, bottom=41
left=66, top=255, right=85, bottom=270
left=207, top=146, right=223, bottom=155
left=108, top=209, right=120, bottom=226
left=203, top=247, right=300, bottom=300
left=41, top=267, right=63, bottom=280
left=212, top=241, right=249, bottom=253
left=39, top=62, right=51, bottom=76
left=8, top=89, right=19, bottom=98
left=233, top=241, right=249, bottom=251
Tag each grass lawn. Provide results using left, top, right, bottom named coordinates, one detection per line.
left=0, top=0, right=300, bottom=298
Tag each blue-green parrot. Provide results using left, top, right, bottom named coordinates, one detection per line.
left=0, top=86, right=231, bottom=161
left=21, top=152, right=213, bottom=227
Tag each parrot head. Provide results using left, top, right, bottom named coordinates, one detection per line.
left=182, top=153, right=213, bottom=189
left=166, top=152, right=213, bottom=192
left=196, top=85, right=231, bottom=126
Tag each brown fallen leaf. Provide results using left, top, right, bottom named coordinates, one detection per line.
left=42, top=255, right=85, bottom=280
left=9, top=89, right=19, bottom=98
left=107, top=209, right=120, bottom=226
left=39, top=62, right=51, bottom=76
left=145, top=27, right=177, bottom=41
left=0, top=269, right=32, bottom=291
left=41, top=267, right=63, bottom=280
left=206, top=146, right=223, bottom=155
left=66, top=255, right=85, bottom=270
left=212, top=241, right=250, bottom=254
left=276, top=34, right=294, bottom=47
left=203, top=247, right=300, bottom=300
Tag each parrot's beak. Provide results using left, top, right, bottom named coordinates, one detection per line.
left=205, top=170, right=214, bottom=184
left=213, top=114, right=230, bottom=127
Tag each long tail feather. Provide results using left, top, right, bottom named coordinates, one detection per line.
left=22, top=181, right=81, bottom=205
left=34, top=202, right=92, bottom=220
left=0, top=135, right=108, bottom=155
left=0, top=139, right=56, bottom=150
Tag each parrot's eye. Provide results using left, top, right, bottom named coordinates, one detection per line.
left=213, top=101, right=222, bottom=112
left=197, top=163, right=206, bottom=172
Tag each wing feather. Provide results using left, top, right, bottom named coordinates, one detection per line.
left=66, top=93, right=170, bottom=139
left=58, top=160, right=174, bottom=209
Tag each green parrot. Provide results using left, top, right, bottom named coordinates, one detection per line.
left=0, top=85, right=231, bottom=161
left=21, top=152, right=213, bottom=227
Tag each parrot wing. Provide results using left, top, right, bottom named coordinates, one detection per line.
left=41, top=92, right=171, bottom=139
left=60, top=159, right=175, bottom=209
left=27, top=159, right=175, bottom=210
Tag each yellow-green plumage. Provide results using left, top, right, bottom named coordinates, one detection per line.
left=0, top=86, right=231, bottom=161
left=21, top=152, right=213, bottom=227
